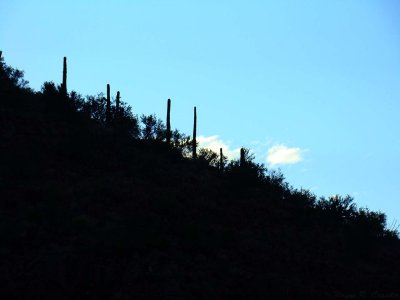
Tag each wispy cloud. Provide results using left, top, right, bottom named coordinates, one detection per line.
left=198, top=136, right=305, bottom=166
left=267, top=144, right=303, bottom=165
left=197, top=135, right=240, bottom=160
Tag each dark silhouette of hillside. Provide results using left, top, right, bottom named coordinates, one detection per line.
left=1, top=54, right=400, bottom=299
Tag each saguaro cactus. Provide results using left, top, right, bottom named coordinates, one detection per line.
left=106, top=84, right=111, bottom=123
left=240, top=148, right=245, bottom=167
left=116, top=91, right=120, bottom=118
left=192, top=106, right=197, bottom=159
left=62, top=57, right=67, bottom=96
left=166, top=98, right=171, bottom=144
left=220, top=148, right=224, bottom=172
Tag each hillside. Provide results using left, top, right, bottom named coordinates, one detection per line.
left=1, top=54, right=400, bottom=299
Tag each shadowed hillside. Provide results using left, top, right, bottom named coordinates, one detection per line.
left=1, top=54, right=399, bottom=299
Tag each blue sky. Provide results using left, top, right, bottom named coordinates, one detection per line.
left=1, top=1, right=399, bottom=225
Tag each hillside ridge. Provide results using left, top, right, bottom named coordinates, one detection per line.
left=1, top=54, right=399, bottom=299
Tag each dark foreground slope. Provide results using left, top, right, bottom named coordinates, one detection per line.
left=1, top=57, right=400, bottom=299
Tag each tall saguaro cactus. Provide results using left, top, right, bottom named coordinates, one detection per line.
left=166, top=98, right=171, bottom=144
left=116, top=91, right=121, bottom=118
left=240, top=148, right=245, bottom=167
left=62, top=57, right=67, bottom=96
left=192, top=106, right=197, bottom=159
left=106, top=84, right=111, bottom=123
left=220, top=148, right=224, bottom=172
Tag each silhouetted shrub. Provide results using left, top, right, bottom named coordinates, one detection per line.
left=197, top=148, right=219, bottom=168
left=171, top=129, right=192, bottom=156
left=140, top=114, right=166, bottom=140
left=0, top=54, right=29, bottom=89
left=316, top=195, right=357, bottom=222
left=225, top=148, right=267, bottom=187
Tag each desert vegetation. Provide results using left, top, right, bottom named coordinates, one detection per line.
left=1, top=53, right=399, bottom=299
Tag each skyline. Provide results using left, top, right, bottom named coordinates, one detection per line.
left=1, top=0, right=399, bottom=225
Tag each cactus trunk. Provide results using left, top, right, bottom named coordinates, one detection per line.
left=166, top=98, right=171, bottom=144
left=192, top=106, right=197, bottom=159
left=220, top=148, right=224, bottom=172
left=106, top=84, right=111, bottom=123
left=240, top=148, right=245, bottom=167
left=116, top=91, right=120, bottom=119
left=62, top=57, right=67, bottom=96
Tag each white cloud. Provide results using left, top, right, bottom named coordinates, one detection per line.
left=267, top=144, right=303, bottom=165
left=197, top=135, right=241, bottom=160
